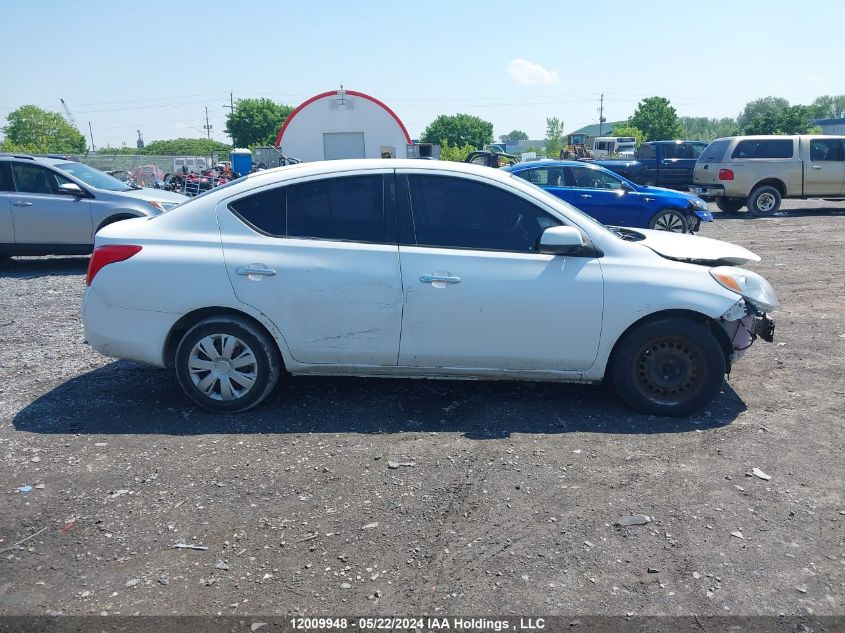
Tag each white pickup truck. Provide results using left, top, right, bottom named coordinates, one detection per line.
left=690, top=135, right=845, bottom=214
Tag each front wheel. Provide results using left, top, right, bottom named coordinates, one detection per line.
left=174, top=316, right=281, bottom=412
left=611, top=318, right=726, bottom=417
left=648, top=209, right=689, bottom=233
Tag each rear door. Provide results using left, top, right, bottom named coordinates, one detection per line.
left=9, top=162, right=93, bottom=247
left=656, top=142, right=694, bottom=189
left=564, top=164, right=644, bottom=227
left=0, top=161, right=14, bottom=250
left=218, top=171, right=403, bottom=366
left=804, top=138, right=845, bottom=195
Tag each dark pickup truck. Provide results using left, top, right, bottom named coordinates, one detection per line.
left=593, top=140, right=708, bottom=191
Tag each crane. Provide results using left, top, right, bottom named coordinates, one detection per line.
left=59, top=98, right=79, bottom=130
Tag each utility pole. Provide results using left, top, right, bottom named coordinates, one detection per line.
left=88, top=121, right=96, bottom=152
left=598, top=93, right=606, bottom=136
left=222, top=92, right=235, bottom=147
left=203, top=106, right=213, bottom=140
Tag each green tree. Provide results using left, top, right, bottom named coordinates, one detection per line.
left=743, top=105, right=815, bottom=135
left=610, top=122, right=646, bottom=147
left=629, top=97, right=684, bottom=141
left=736, top=96, right=790, bottom=132
left=500, top=129, right=528, bottom=142
left=1, top=104, right=86, bottom=154
left=678, top=117, right=738, bottom=141
left=544, top=117, right=565, bottom=157
left=224, top=98, right=294, bottom=147
left=143, top=138, right=233, bottom=156
left=421, top=114, right=493, bottom=149
left=809, top=94, right=845, bottom=119
left=437, top=139, right=477, bottom=162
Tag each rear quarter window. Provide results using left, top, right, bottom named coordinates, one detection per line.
left=698, top=139, right=731, bottom=163
left=731, top=139, right=794, bottom=159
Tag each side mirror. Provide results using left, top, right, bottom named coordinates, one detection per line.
left=539, top=226, right=586, bottom=255
left=57, top=183, right=86, bottom=197
left=621, top=181, right=635, bottom=192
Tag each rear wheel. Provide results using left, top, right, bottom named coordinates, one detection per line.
left=716, top=197, right=745, bottom=213
left=611, top=318, right=726, bottom=417
left=748, top=185, right=781, bottom=216
left=648, top=209, right=689, bottom=233
left=174, top=316, right=281, bottom=412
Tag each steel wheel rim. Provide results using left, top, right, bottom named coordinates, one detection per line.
left=188, top=334, right=258, bottom=401
left=631, top=336, right=705, bottom=406
left=757, top=193, right=776, bottom=212
left=654, top=213, right=685, bottom=232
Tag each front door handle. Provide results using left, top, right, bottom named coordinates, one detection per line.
left=579, top=194, right=592, bottom=198
left=236, top=265, right=276, bottom=276
left=12, top=201, right=33, bottom=207
left=420, top=274, right=461, bottom=284
left=812, top=165, right=822, bottom=170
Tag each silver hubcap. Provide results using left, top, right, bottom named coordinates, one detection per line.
left=188, top=334, right=258, bottom=401
left=654, top=213, right=685, bottom=232
left=756, top=193, right=776, bottom=212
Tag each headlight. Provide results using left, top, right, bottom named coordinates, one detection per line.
left=710, top=266, right=779, bottom=312
left=145, top=200, right=179, bottom=212
left=690, top=197, right=709, bottom=210
left=145, top=200, right=165, bottom=211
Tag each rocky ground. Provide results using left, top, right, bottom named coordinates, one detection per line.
left=0, top=200, right=843, bottom=617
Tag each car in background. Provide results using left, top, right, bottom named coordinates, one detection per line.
left=83, top=159, right=777, bottom=418
left=503, top=160, right=712, bottom=233
left=593, top=140, right=709, bottom=190
left=0, top=154, right=188, bottom=257
left=690, top=135, right=845, bottom=214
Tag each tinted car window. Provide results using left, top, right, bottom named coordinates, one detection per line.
left=229, top=187, right=285, bottom=236
left=809, top=139, right=844, bottom=161
left=12, top=163, right=71, bottom=194
left=569, top=166, right=623, bottom=190
left=637, top=144, right=656, bottom=160
left=661, top=143, right=686, bottom=159
left=688, top=143, right=707, bottom=158
left=517, top=167, right=563, bottom=186
left=287, top=175, right=384, bottom=243
left=0, top=162, right=13, bottom=192
left=407, top=175, right=559, bottom=252
left=731, top=139, right=794, bottom=159
left=699, top=139, right=731, bottom=162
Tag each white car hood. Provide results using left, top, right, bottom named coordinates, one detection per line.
left=633, top=228, right=761, bottom=265
left=122, top=187, right=188, bottom=203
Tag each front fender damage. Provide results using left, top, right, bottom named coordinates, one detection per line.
left=719, top=298, right=776, bottom=362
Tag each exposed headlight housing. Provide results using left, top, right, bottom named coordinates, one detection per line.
left=690, top=197, right=709, bottom=211
left=710, top=266, right=779, bottom=312
left=145, top=200, right=180, bottom=212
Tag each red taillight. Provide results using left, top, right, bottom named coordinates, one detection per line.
left=87, top=245, right=142, bottom=285
left=718, top=169, right=734, bottom=181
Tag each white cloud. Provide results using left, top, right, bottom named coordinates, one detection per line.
left=507, top=59, right=559, bottom=86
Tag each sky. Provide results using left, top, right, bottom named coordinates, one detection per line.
left=1, top=0, right=842, bottom=148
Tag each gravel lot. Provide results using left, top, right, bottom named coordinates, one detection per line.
left=1, top=200, right=843, bottom=617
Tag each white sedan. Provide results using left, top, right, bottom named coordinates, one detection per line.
left=82, top=159, right=778, bottom=417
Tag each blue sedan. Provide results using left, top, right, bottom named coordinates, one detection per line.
left=502, top=160, right=712, bottom=233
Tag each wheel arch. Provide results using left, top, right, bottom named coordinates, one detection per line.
left=749, top=178, right=787, bottom=198
left=95, top=212, right=142, bottom=233
left=163, top=306, right=287, bottom=370
left=606, top=309, right=733, bottom=379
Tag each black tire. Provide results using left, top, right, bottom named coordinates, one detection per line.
left=611, top=317, right=726, bottom=417
left=715, top=198, right=745, bottom=213
left=748, top=185, right=781, bottom=216
left=174, top=316, right=282, bottom=413
left=648, top=208, right=689, bottom=233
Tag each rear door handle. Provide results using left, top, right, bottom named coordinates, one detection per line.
left=420, top=274, right=461, bottom=284
left=236, top=265, right=276, bottom=276
left=12, top=201, right=32, bottom=207
left=812, top=165, right=822, bottom=170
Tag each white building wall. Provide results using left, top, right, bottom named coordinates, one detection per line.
left=279, top=94, right=410, bottom=162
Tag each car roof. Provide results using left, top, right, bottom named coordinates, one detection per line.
left=503, top=159, right=599, bottom=171
left=0, top=154, right=73, bottom=166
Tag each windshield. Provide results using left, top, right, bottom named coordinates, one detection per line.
left=54, top=162, right=133, bottom=192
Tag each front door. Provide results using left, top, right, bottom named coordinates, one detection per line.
left=804, top=138, right=845, bottom=195
left=396, top=172, right=604, bottom=371
left=564, top=164, right=643, bottom=227
left=0, top=162, right=14, bottom=250
left=9, top=162, right=93, bottom=247
left=218, top=172, right=403, bottom=366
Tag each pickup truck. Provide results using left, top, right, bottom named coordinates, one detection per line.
left=689, top=135, right=845, bottom=214
left=592, top=140, right=708, bottom=191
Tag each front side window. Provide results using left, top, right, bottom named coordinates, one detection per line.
left=11, top=163, right=71, bottom=194
left=54, top=162, right=131, bottom=192
left=688, top=143, right=707, bottom=158
left=809, top=139, right=844, bottom=161
left=662, top=143, right=685, bottom=159
left=569, top=166, right=624, bottom=190
left=407, top=175, right=559, bottom=253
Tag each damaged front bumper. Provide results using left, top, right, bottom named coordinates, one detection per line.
left=719, top=299, right=776, bottom=361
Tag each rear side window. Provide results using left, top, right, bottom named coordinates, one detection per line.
left=0, top=162, right=13, bottom=192
left=406, top=175, right=559, bottom=253
left=731, top=139, right=794, bottom=159
left=286, top=176, right=384, bottom=242
left=698, top=139, right=731, bottom=163
left=229, top=187, right=285, bottom=236
left=637, top=144, right=656, bottom=160
left=517, top=167, right=563, bottom=186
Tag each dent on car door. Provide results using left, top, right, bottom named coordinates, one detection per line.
left=396, top=173, right=604, bottom=372
left=9, top=163, right=93, bottom=246
left=0, top=162, right=14, bottom=248
left=217, top=172, right=403, bottom=366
